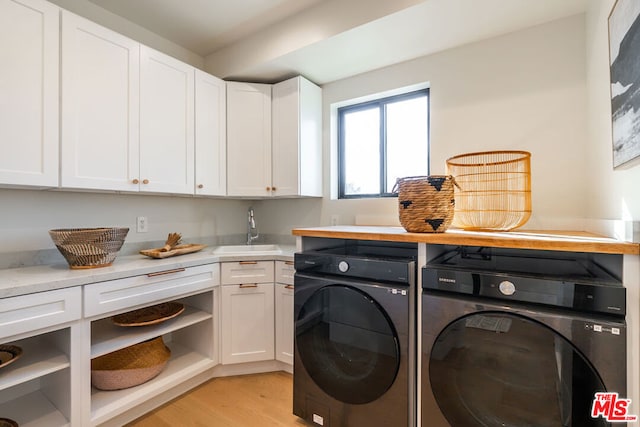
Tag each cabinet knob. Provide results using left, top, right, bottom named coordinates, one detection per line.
left=132, top=179, right=139, bottom=184
left=266, top=186, right=271, bottom=192
left=142, top=179, right=149, bottom=185
left=197, top=184, right=204, bottom=189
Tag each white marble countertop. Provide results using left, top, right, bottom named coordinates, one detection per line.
left=0, top=245, right=296, bottom=299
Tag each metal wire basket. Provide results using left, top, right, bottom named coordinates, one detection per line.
left=446, top=151, right=531, bottom=231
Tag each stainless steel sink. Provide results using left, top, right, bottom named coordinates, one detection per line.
left=212, top=244, right=283, bottom=256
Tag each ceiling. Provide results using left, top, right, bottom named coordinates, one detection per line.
left=86, top=0, right=591, bottom=84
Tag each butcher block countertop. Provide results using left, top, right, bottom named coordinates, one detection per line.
left=292, top=226, right=640, bottom=255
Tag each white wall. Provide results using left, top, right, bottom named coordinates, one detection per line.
left=261, top=15, right=589, bottom=234
left=47, top=0, right=204, bottom=68
left=585, top=1, right=640, bottom=227
left=0, top=189, right=250, bottom=254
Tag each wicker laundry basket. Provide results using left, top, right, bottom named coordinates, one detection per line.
left=91, top=336, right=171, bottom=391
left=446, top=150, right=531, bottom=231
left=49, top=227, right=129, bottom=269
left=393, top=176, right=457, bottom=233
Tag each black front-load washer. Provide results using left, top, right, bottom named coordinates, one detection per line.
left=294, top=244, right=416, bottom=427
left=421, top=247, right=627, bottom=427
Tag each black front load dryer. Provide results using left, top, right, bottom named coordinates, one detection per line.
left=294, top=246, right=415, bottom=427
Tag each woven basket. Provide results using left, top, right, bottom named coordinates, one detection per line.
left=393, top=176, right=457, bottom=233
left=49, top=227, right=129, bottom=269
left=446, top=150, right=531, bottom=231
left=91, top=336, right=171, bottom=391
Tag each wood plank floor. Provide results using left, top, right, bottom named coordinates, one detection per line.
left=125, top=372, right=310, bottom=427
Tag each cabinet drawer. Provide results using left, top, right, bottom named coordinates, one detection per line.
left=84, top=264, right=219, bottom=317
left=221, top=261, right=274, bottom=285
left=0, top=287, right=81, bottom=340
left=275, top=260, right=295, bottom=285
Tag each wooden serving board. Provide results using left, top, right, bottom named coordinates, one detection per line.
left=139, top=243, right=206, bottom=259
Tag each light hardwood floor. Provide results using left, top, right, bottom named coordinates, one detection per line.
left=126, top=372, right=310, bottom=427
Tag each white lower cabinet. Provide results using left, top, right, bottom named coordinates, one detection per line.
left=220, top=261, right=275, bottom=364
left=275, top=261, right=295, bottom=365
left=83, top=264, right=219, bottom=426
left=0, top=288, right=82, bottom=427
left=221, top=282, right=275, bottom=365
left=0, top=258, right=294, bottom=425
left=274, top=282, right=294, bottom=365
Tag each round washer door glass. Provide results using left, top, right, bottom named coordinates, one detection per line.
left=429, top=312, right=608, bottom=427
left=296, top=284, right=400, bottom=404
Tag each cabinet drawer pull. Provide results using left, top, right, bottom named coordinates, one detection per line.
left=285, top=285, right=294, bottom=290
left=284, top=261, right=294, bottom=266
left=146, top=267, right=186, bottom=277
left=239, top=283, right=258, bottom=288
left=238, top=261, right=258, bottom=265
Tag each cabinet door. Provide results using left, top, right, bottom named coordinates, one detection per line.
left=195, top=70, right=226, bottom=196
left=221, top=283, right=275, bottom=364
left=226, top=82, right=272, bottom=197
left=0, top=0, right=59, bottom=187
left=272, top=76, right=322, bottom=197
left=61, top=11, right=140, bottom=191
left=275, top=282, right=294, bottom=365
left=140, top=46, right=195, bottom=194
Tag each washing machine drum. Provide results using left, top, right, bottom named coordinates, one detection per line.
left=429, top=312, right=608, bottom=427
left=296, top=285, right=400, bottom=405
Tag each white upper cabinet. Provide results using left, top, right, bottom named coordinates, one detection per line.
left=272, top=76, right=322, bottom=197
left=61, top=11, right=140, bottom=191
left=0, top=0, right=59, bottom=187
left=226, top=77, right=322, bottom=198
left=140, top=46, right=195, bottom=194
left=226, top=82, right=273, bottom=197
left=195, top=70, right=227, bottom=196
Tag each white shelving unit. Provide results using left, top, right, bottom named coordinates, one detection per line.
left=84, top=266, right=219, bottom=426
left=0, top=289, right=81, bottom=427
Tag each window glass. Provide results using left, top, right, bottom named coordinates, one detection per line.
left=386, top=96, right=429, bottom=191
left=343, top=107, right=380, bottom=195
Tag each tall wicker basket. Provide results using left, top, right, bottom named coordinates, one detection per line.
left=393, top=176, right=457, bottom=233
left=446, top=150, right=531, bottom=231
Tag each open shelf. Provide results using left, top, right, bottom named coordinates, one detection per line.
left=0, top=335, right=70, bottom=392
left=0, top=390, right=69, bottom=427
left=91, top=305, right=212, bottom=358
left=90, top=342, right=214, bottom=425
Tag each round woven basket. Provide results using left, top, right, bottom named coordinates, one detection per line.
left=393, top=175, right=457, bottom=233
left=446, top=150, right=531, bottom=231
left=49, top=227, right=129, bottom=269
left=91, top=336, right=171, bottom=391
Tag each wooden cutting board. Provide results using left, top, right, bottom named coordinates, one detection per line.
left=139, top=244, right=206, bottom=259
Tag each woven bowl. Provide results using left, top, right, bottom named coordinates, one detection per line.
left=91, top=336, right=171, bottom=391
left=49, top=227, right=129, bottom=269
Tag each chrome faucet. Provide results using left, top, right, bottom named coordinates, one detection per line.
left=247, top=207, right=259, bottom=245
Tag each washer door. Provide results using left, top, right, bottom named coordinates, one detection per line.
left=429, top=312, right=608, bottom=427
left=296, top=284, right=400, bottom=405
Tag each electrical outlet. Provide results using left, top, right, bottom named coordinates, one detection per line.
left=137, top=216, right=148, bottom=233
left=330, top=215, right=339, bottom=226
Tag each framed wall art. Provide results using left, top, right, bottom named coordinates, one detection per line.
left=609, top=0, right=640, bottom=168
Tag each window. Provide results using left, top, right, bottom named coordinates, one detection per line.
left=338, top=89, right=430, bottom=199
